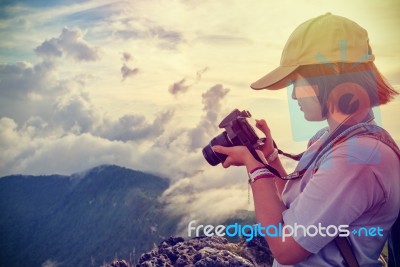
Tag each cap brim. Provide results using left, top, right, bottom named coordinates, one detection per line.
left=250, top=66, right=299, bottom=90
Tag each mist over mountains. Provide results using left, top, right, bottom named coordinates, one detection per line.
left=0, top=165, right=181, bottom=267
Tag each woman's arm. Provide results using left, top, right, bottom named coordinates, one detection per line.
left=268, top=156, right=288, bottom=197
left=255, top=120, right=288, bottom=196
left=213, top=145, right=311, bottom=264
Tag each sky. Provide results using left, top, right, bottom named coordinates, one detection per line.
left=0, top=0, right=399, bottom=226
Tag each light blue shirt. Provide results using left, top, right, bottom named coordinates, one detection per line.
left=273, top=130, right=400, bottom=266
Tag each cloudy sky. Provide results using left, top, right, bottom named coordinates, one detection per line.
left=1, top=0, right=399, bottom=224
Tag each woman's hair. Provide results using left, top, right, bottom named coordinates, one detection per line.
left=295, top=62, right=398, bottom=116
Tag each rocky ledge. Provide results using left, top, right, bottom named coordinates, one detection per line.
left=106, top=236, right=273, bottom=267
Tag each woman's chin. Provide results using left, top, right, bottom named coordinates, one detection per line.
left=304, top=113, right=324, bottom=122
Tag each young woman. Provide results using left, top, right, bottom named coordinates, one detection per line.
left=213, top=13, right=400, bottom=266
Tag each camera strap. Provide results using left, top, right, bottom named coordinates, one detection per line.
left=273, top=141, right=304, bottom=161
left=239, top=134, right=283, bottom=178
left=242, top=134, right=307, bottom=179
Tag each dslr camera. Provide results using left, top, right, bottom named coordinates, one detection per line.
left=202, top=109, right=265, bottom=166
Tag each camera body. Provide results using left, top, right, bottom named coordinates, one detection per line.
left=202, top=109, right=264, bottom=166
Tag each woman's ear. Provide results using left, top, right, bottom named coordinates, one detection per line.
left=325, top=97, right=337, bottom=117
left=338, top=92, right=359, bottom=114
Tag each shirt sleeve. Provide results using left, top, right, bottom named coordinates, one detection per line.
left=282, top=137, right=385, bottom=253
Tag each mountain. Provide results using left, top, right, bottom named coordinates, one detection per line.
left=0, top=165, right=180, bottom=267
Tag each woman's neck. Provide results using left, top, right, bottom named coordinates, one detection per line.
left=326, top=113, right=348, bottom=133
left=326, top=109, right=374, bottom=133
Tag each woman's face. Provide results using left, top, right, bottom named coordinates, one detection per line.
left=292, top=75, right=324, bottom=121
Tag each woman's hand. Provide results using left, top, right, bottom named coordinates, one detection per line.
left=211, top=119, right=275, bottom=169
left=212, top=145, right=266, bottom=169
left=256, top=119, right=275, bottom=157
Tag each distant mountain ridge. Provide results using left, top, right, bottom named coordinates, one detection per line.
left=0, top=165, right=180, bottom=267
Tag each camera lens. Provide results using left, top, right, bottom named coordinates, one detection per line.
left=202, top=131, right=232, bottom=166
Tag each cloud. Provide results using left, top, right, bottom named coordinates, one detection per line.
left=0, top=121, right=137, bottom=176
left=63, top=2, right=121, bottom=26
left=122, top=52, right=132, bottom=62
left=117, top=22, right=185, bottom=50
left=0, top=59, right=104, bottom=137
left=0, top=0, right=88, bottom=9
left=0, top=51, right=176, bottom=176
left=120, top=52, right=139, bottom=81
left=35, top=27, right=99, bottom=61
left=202, top=84, right=230, bottom=115
left=0, top=57, right=168, bottom=145
left=121, top=64, right=139, bottom=81
left=0, top=61, right=57, bottom=100
left=188, top=84, right=230, bottom=151
left=196, top=67, right=209, bottom=81
left=160, top=167, right=251, bottom=233
left=168, top=78, right=190, bottom=95
left=0, top=107, right=177, bottom=177
left=150, top=26, right=185, bottom=50
left=194, top=34, right=252, bottom=46
left=52, top=89, right=96, bottom=134
left=168, top=67, right=209, bottom=95
left=0, top=105, right=176, bottom=176
left=97, top=109, right=175, bottom=142
left=0, top=61, right=63, bottom=125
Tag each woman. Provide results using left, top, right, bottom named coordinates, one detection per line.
left=213, top=13, right=400, bottom=266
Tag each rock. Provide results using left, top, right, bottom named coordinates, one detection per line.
left=241, top=236, right=274, bottom=267
left=193, top=247, right=253, bottom=267
left=106, top=260, right=130, bottom=267
left=135, top=236, right=273, bottom=267
left=161, top=236, right=185, bottom=247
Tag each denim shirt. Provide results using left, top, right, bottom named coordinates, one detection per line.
left=273, top=123, right=400, bottom=267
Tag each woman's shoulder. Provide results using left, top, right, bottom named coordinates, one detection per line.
left=320, top=133, right=399, bottom=170
left=309, top=124, right=400, bottom=161
left=307, top=126, right=329, bottom=148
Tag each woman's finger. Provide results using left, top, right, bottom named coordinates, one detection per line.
left=212, top=145, right=230, bottom=155
left=213, top=146, right=249, bottom=168
left=256, top=119, right=271, bottom=136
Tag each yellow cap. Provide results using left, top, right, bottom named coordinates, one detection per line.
left=251, top=13, right=375, bottom=90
